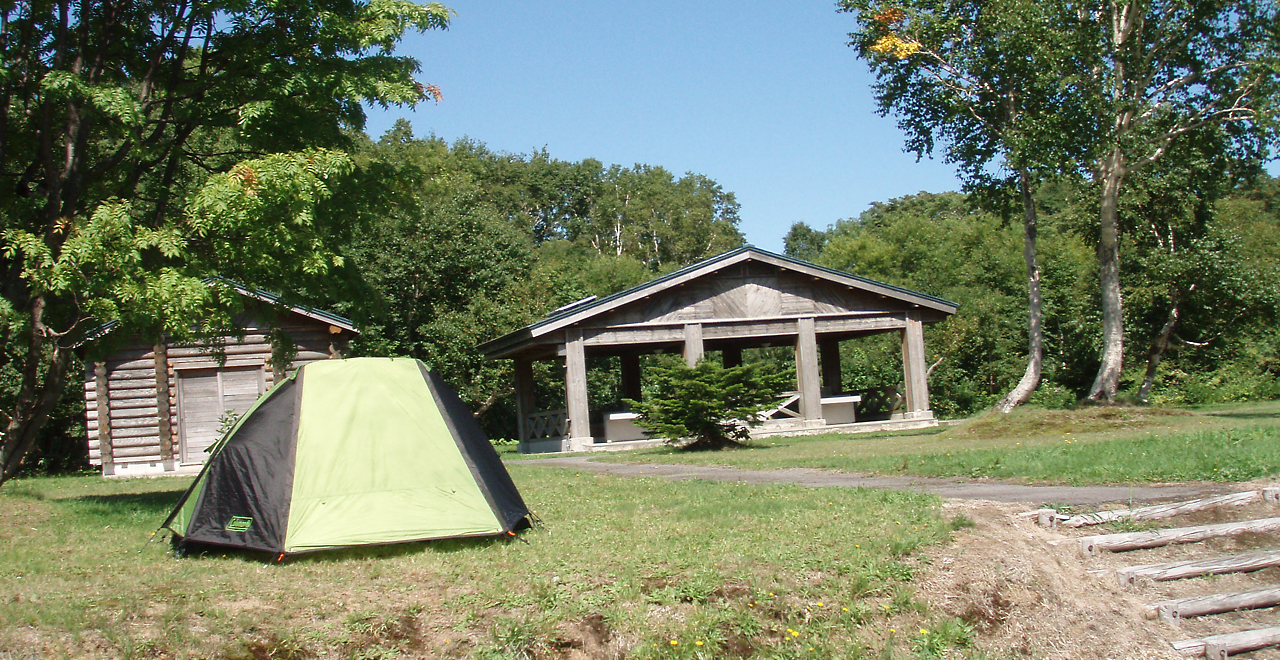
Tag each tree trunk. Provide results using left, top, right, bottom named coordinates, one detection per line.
left=1138, top=299, right=1179, bottom=403
left=1, top=297, right=75, bottom=484
left=998, top=169, right=1044, bottom=413
left=1088, top=148, right=1127, bottom=402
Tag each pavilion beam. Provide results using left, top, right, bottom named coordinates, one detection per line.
left=683, top=323, right=704, bottom=367
left=514, top=357, right=535, bottom=448
left=819, top=338, right=842, bottom=395
left=564, top=329, right=593, bottom=451
left=900, top=311, right=932, bottom=418
left=620, top=354, right=642, bottom=403
left=795, top=317, right=824, bottom=424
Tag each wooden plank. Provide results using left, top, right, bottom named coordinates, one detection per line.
left=155, top=340, right=173, bottom=465
left=1080, top=517, right=1280, bottom=555
left=1150, top=588, right=1280, bottom=624
left=111, top=445, right=163, bottom=459
left=1116, top=551, right=1280, bottom=585
left=795, top=317, right=822, bottom=421
left=167, top=342, right=271, bottom=358
left=1064, top=491, right=1261, bottom=528
left=819, top=338, right=842, bottom=393
left=900, top=312, right=929, bottom=413
left=111, top=426, right=160, bottom=439
left=564, top=329, right=591, bottom=444
left=99, top=406, right=158, bottom=420
left=1172, top=627, right=1280, bottom=659
left=103, top=397, right=160, bottom=411
left=109, top=386, right=160, bottom=399
left=110, top=416, right=162, bottom=430
left=683, top=323, right=704, bottom=367
left=107, top=368, right=156, bottom=381
left=619, top=354, right=642, bottom=402
left=109, top=435, right=161, bottom=449
left=514, top=358, right=534, bottom=443
left=94, top=362, right=113, bottom=472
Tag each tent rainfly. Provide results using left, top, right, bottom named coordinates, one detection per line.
left=163, top=358, right=529, bottom=555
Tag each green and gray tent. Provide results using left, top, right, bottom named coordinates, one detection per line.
left=164, top=358, right=528, bottom=555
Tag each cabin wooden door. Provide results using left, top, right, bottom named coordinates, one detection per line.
left=176, top=366, right=265, bottom=465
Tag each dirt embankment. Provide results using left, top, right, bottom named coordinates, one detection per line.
left=920, top=486, right=1280, bottom=659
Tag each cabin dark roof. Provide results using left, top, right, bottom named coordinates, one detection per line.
left=219, top=280, right=358, bottom=333
left=79, top=281, right=357, bottom=346
left=479, top=246, right=958, bottom=358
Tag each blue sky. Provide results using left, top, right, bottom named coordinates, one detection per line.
left=363, top=1, right=963, bottom=252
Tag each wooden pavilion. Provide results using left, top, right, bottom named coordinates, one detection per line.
left=480, top=247, right=958, bottom=453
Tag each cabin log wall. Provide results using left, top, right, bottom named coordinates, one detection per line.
left=85, top=316, right=354, bottom=475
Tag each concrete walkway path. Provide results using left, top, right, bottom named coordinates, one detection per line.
left=520, top=456, right=1226, bottom=506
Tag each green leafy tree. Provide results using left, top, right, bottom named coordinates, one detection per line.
left=1059, top=0, right=1279, bottom=401
left=625, top=360, right=794, bottom=451
left=841, top=0, right=1085, bottom=412
left=0, top=0, right=451, bottom=484
left=782, top=222, right=829, bottom=262
left=843, top=0, right=1280, bottom=404
left=345, top=126, right=746, bottom=437
left=815, top=191, right=1097, bottom=416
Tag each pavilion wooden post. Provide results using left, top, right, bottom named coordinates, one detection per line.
left=900, top=311, right=932, bottom=419
left=514, top=357, right=535, bottom=448
left=819, top=339, right=842, bottom=395
left=795, top=317, right=824, bottom=425
left=683, top=323, right=704, bottom=367
left=564, top=329, right=593, bottom=451
left=620, top=354, right=642, bottom=403
left=721, top=346, right=742, bottom=368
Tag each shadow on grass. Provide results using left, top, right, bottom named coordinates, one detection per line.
left=176, top=531, right=517, bottom=565
left=60, top=489, right=189, bottom=515
left=1205, top=411, right=1280, bottom=420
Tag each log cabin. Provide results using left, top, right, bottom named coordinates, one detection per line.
left=480, top=246, right=958, bottom=453
left=84, top=285, right=358, bottom=477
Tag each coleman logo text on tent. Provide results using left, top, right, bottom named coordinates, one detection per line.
left=225, top=517, right=253, bottom=532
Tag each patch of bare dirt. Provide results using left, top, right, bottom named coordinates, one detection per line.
left=920, top=487, right=1280, bottom=659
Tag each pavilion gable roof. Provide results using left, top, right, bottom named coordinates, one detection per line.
left=480, top=246, right=957, bottom=359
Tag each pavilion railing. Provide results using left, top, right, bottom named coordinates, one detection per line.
left=758, top=392, right=802, bottom=420
left=525, top=409, right=568, bottom=441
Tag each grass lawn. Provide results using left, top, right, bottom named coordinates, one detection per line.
left=0, top=466, right=978, bottom=659
left=597, top=401, right=1280, bottom=486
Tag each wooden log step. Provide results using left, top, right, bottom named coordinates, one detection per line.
left=1080, top=517, right=1280, bottom=555
left=1063, top=491, right=1261, bottom=528
left=1148, top=588, right=1280, bottom=624
left=1172, top=626, right=1280, bottom=658
left=1116, top=551, right=1280, bottom=585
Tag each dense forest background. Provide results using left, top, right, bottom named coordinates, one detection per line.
left=10, top=120, right=1280, bottom=472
